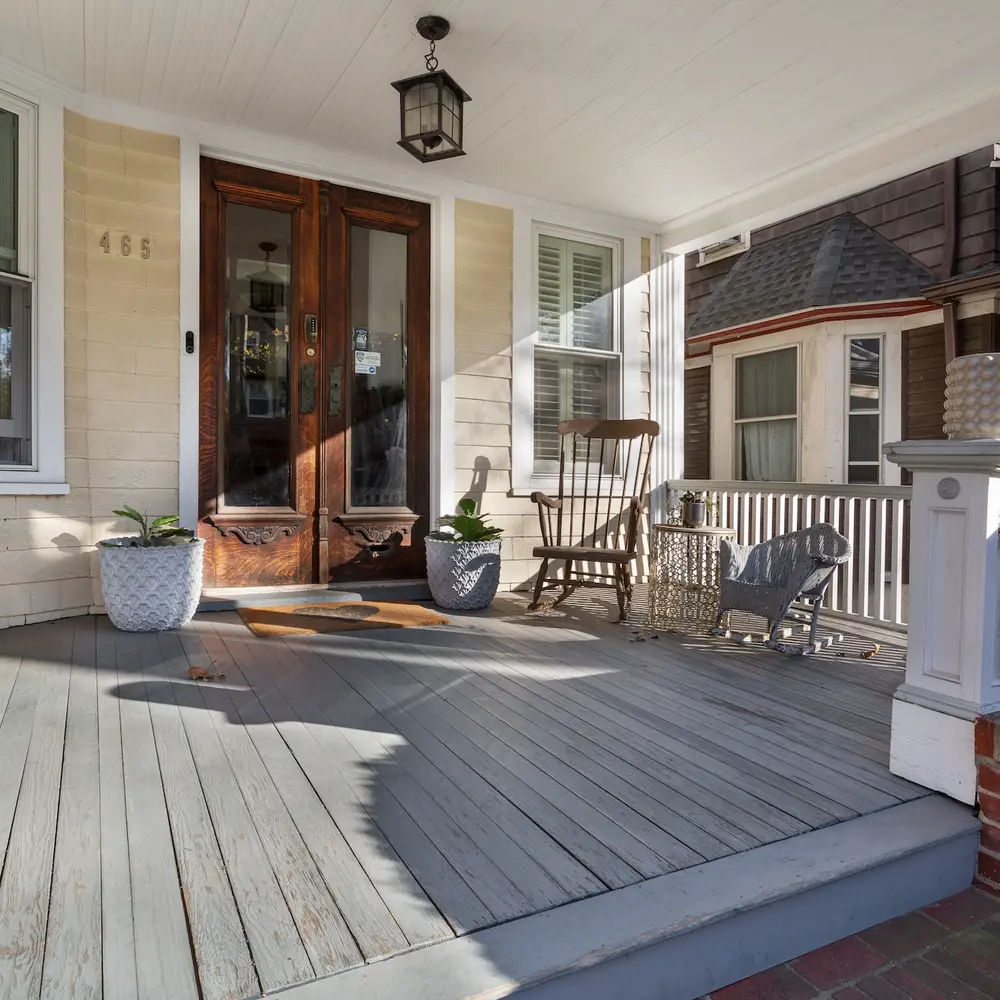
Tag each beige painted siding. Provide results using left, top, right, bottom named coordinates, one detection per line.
left=454, top=199, right=653, bottom=590
left=0, top=112, right=180, bottom=628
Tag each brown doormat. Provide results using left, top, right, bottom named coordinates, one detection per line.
left=236, top=601, right=449, bottom=638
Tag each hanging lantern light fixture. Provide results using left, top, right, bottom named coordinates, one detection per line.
left=392, top=16, right=470, bottom=163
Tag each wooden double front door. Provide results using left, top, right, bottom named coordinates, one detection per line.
left=198, top=158, right=431, bottom=588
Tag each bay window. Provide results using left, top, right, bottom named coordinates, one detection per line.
left=531, top=227, right=621, bottom=472
left=734, top=347, right=798, bottom=481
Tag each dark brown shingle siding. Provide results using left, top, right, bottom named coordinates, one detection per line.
left=684, top=366, right=711, bottom=479
left=686, top=147, right=1000, bottom=332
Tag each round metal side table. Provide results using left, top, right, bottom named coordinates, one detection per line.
left=648, top=524, right=736, bottom=632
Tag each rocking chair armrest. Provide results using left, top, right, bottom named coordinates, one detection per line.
left=530, top=492, right=563, bottom=509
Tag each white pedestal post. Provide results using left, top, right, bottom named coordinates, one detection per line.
left=884, top=439, right=1000, bottom=804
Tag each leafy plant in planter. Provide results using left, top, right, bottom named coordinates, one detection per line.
left=426, top=498, right=505, bottom=610
left=98, top=506, right=205, bottom=632
left=679, top=490, right=713, bottom=528
left=111, top=506, right=195, bottom=546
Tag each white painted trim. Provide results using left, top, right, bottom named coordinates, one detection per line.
left=178, top=136, right=200, bottom=530
left=0, top=57, right=658, bottom=238
left=431, top=195, right=455, bottom=519
left=512, top=217, right=641, bottom=495
left=685, top=355, right=712, bottom=370
left=650, top=249, right=684, bottom=520
left=0, top=80, right=64, bottom=489
left=0, top=481, right=69, bottom=495
left=890, top=698, right=976, bottom=804
left=661, top=87, right=1000, bottom=252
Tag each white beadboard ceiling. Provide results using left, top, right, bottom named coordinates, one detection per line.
left=3, top=0, right=1000, bottom=231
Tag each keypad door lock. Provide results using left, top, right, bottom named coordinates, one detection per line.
left=304, top=314, right=318, bottom=344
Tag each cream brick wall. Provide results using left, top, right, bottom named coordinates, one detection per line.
left=0, top=112, right=180, bottom=629
left=454, top=200, right=653, bottom=590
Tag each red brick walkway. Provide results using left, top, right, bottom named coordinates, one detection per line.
left=709, top=888, right=1000, bottom=1000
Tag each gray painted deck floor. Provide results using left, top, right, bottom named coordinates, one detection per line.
left=0, top=596, right=925, bottom=1000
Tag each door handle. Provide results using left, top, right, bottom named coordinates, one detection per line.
left=329, top=365, right=343, bottom=417
left=300, top=363, right=318, bottom=414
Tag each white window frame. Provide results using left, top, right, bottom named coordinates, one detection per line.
left=512, top=216, right=641, bottom=495
left=845, top=334, right=883, bottom=485
left=698, top=232, right=750, bottom=267
left=0, top=83, right=65, bottom=493
left=732, top=344, right=800, bottom=482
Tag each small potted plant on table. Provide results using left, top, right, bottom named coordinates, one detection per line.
left=425, top=498, right=504, bottom=610
left=680, top=490, right=709, bottom=528
left=98, top=506, right=204, bottom=632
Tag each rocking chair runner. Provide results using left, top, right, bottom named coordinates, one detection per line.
left=529, top=418, right=659, bottom=620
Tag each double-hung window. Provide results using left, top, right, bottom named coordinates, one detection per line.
left=532, top=226, right=621, bottom=472
left=0, top=92, right=33, bottom=468
left=734, top=346, right=798, bottom=481
left=847, top=336, right=882, bottom=483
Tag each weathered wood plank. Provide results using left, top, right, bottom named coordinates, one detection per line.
left=423, top=622, right=838, bottom=829
left=94, top=620, right=138, bottom=1000
left=213, top=626, right=486, bottom=936
left=285, top=639, right=575, bottom=912
left=40, top=620, right=102, bottom=1000
left=472, top=618, right=886, bottom=816
left=145, top=632, right=312, bottom=995
left=339, top=646, right=640, bottom=890
left=0, top=625, right=72, bottom=1000
left=165, top=629, right=364, bottom=976
left=229, top=632, right=522, bottom=927
left=318, top=647, right=607, bottom=899
left=115, top=631, right=201, bottom=1000
left=186, top=621, right=423, bottom=958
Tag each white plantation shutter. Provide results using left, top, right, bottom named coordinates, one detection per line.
left=537, top=236, right=563, bottom=345
left=531, top=228, right=620, bottom=472
left=570, top=247, right=612, bottom=350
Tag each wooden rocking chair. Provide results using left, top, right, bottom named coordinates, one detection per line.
left=529, top=418, right=659, bottom=621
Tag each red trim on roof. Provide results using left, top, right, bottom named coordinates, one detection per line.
left=686, top=299, right=938, bottom=351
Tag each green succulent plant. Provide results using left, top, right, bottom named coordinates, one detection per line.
left=429, top=497, right=503, bottom=543
left=108, top=505, right=195, bottom=547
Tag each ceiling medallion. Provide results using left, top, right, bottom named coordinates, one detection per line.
left=391, top=16, right=470, bottom=163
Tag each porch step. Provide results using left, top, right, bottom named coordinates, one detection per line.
left=284, top=796, right=980, bottom=1000
left=198, top=578, right=432, bottom=613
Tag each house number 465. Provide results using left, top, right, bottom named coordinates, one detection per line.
left=99, top=231, right=151, bottom=259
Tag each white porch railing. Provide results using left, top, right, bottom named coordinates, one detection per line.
left=666, top=480, right=912, bottom=631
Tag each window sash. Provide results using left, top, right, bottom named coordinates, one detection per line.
left=531, top=225, right=623, bottom=472
left=0, top=91, right=35, bottom=471
left=846, top=336, right=882, bottom=484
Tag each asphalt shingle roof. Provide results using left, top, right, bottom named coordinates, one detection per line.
left=688, top=214, right=937, bottom=338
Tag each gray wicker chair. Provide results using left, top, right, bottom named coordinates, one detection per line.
left=715, top=522, right=852, bottom=652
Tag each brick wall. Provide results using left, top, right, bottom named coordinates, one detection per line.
left=976, top=715, right=1000, bottom=893
left=0, top=111, right=180, bottom=628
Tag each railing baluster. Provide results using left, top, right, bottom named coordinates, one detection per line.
left=845, top=495, right=857, bottom=615
left=829, top=495, right=842, bottom=614
left=889, top=496, right=905, bottom=626
left=859, top=497, right=873, bottom=620
left=875, top=497, right=888, bottom=621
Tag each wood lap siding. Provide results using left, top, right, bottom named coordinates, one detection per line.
left=902, top=324, right=947, bottom=444
left=685, top=146, right=1000, bottom=331
left=683, top=367, right=710, bottom=479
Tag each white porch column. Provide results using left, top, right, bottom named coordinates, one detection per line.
left=884, top=439, right=1000, bottom=803
left=649, top=247, right=685, bottom=523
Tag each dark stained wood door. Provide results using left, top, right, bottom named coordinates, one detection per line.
left=320, top=186, right=431, bottom=582
left=198, top=159, right=431, bottom=588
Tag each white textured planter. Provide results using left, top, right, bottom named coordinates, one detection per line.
left=425, top=538, right=502, bottom=610
left=98, top=537, right=205, bottom=632
left=944, top=353, right=1000, bottom=439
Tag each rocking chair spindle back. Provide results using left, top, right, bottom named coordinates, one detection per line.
left=530, top=418, right=659, bottom=621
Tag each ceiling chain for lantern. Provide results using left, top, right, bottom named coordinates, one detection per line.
left=391, top=16, right=470, bottom=163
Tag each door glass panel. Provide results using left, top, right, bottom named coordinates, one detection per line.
left=222, top=203, right=292, bottom=507
left=349, top=226, right=408, bottom=508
